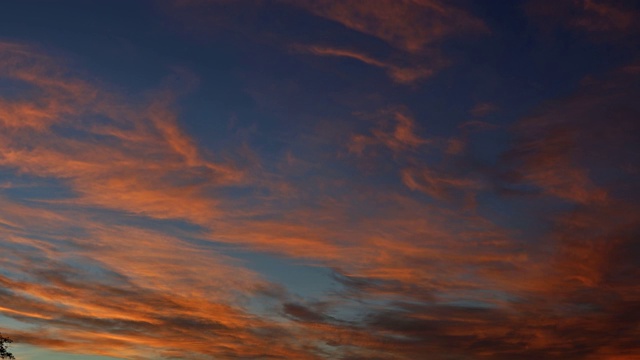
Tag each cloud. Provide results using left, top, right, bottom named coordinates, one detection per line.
left=401, top=166, right=482, bottom=200
left=288, top=0, right=486, bottom=53
left=0, top=269, right=313, bottom=359
left=283, top=303, right=331, bottom=323
left=165, top=1, right=484, bottom=85
left=306, top=62, right=640, bottom=359
left=0, top=195, right=317, bottom=359
left=526, top=0, right=640, bottom=37
left=0, top=42, right=304, bottom=359
left=469, top=102, right=499, bottom=117
left=294, top=45, right=437, bottom=84
left=501, top=62, right=640, bottom=204
left=0, top=41, right=242, bottom=225
left=346, top=108, right=487, bottom=204
left=1, top=39, right=639, bottom=360
left=0, top=42, right=98, bottom=130
left=348, top=108, right=429, bottom=155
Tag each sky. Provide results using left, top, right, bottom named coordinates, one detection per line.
left=0, top=0, right=639, bottom=359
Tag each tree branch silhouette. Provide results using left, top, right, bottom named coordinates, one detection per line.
left=0, top=333, right=15, bottom=360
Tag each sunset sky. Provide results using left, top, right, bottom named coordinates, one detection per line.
left=0, top=1, right=639, bottom=359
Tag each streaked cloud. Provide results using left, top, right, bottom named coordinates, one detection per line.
left=288, top=0, right=486, bottom=53
left=0, top=1, right=638, bottom=359
left=0, top=42, right=241, bottom=226
left=294, top=45, right=436, bottom=84
left=166, top=0, right=484, bottom=85
left=285, top=0, right=484, bottom=84
left=348, top=108, right=429, bottom=155
left=526, top=0, right=640, bottom=36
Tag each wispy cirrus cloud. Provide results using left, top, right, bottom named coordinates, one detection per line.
left=348, top=108, right=429, bottom=155
left=526, top=0, right=640, bottom=38
left=165, top=0, right=486, bottom=85
left=293, top=45, right=438, bottom=84
left=296, top=61, right=640, bottom=359
left=0, top=205, right=295, bottom=359
left=287, top=0, right=487, bottom=53
left=290, top=0, right=488, bottom=84
left=501, top=63, right=640, bottom=204
left=286, top=0, right=485, bottom=84
left=0, top=41, right=242, bottom=225
left=0, top=41, right=298, bottom=359
left=0, top=22, right=638, bottom=359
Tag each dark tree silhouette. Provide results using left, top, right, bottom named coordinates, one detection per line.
left=0, top=333, right=15, bottom=360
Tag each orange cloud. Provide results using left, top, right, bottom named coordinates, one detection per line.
left=0, top=43, right=299, bottom=358
left=296, top=45, right=437, bottom=84
left=401, top=166, right=481, bottom=200
left=0, top=42, right=243, bottom=226
left=164, top=1, right=481, bottom=85
left=289, top=0, right=486, bottom=53
left=349, top=109, right=429, bottom=155
left=502, top=63, right=640, bottom=205
left=0, top=194, right=318, bottom=359
left=1, top=39, right=639, bottom=360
